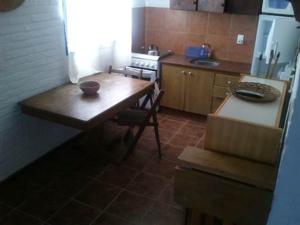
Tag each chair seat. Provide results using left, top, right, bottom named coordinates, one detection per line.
left=116, top=109, right=148, bottom=126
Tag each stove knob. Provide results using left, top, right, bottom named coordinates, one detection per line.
left=140, top=63, right=145, bottom=67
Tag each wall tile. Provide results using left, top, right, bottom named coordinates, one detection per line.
left=186, top=11, right=208, bottom=35
left=205, top=35, right=230, bottom=60
left=207, top=12, right=232, bottom=36
left=227, top=37, right=255, bottom=63
left=144, top=8, right=258, bottom=63
left=165, top=9, right=188, bottom=32
left=146, top=7, right=167, bottom=30
left=230, top=14, right=259, bottom=40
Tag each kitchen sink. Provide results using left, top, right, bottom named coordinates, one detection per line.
left=190, top=58, right=220, bottom=67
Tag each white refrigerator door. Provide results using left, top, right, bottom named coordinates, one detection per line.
left=262, top=0, right=294, bottom=15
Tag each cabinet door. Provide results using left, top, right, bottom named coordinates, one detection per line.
left=184, top=68, right=214, bottom=115
left=161, top=65, right=186, bottom=110
left=225, top=0, right=262, bottom=15
left=198, top=0, right=225, bottom=13
left=170, top=0, right=197, bottom=11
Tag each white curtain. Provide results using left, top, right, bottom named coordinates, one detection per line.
left=63, top=0, right=132, bottom=83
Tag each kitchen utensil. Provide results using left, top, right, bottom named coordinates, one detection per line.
left=266, top=49, right=274, bottom=78
left=79, top=81, right=100, bottom=95
left=270, top=52, right=281, bottom=78
left=148, top=44, right=159, bottom=56
left=257, top=53, right=263, bottom=76
left=199, top=44, right=212, bottom=59
left=229, top=82, right=281, bottom=103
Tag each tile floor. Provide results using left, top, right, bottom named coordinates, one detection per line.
left=0, top=108, right=207, bottom=225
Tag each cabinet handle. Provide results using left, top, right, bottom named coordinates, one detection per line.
left=188, top=72, right=193, bottom=76
left=227, top=81, right=232, bottom=85
left=181, top=71, right=186, bottom=75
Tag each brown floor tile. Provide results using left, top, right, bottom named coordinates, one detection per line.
left=169, top=133, right=199, bottom=148
left=16, top=160, right=66, bottom=186
left=136, top=137, right=161, bottom=155
left=91, top=213, right=134, bottom=225
left=124, top=150, right=154, bottom=170
left=106, top=191, right=154, bottom=224
left=72, top=159, right=107, bottom=179
left=143, top=159, right=176, bottom=179
left=161, top=145, right=184, bottom=162
left=142, top=127, right=174, bottom=144
left=126, top=172, right=168, bottom=199
left=48, top=200, right=99, bottom=225
left=18, top=188, right=69, bottom=221
left=159, top=118, right=186, bottom=131
left=179, top=124, right=206, bottom=138
left=97, top=165, right=139, bottom=188
left=159, top=184, right=182, bottom=209
left=0, top=202, right=12, bottom=220
left=0, top=210, right=43, bottom=225
left=48, top=172, right=92, bottom=197
left=141, top=202, right=184, bottom=225
left=0, top=176, right=43, bottom=207
left=75, top=181, right=121, bottom=210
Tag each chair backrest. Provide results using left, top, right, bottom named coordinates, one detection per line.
left=108, top=65, right=142, bottom=79
left=141, top=89, right=165, bottom=121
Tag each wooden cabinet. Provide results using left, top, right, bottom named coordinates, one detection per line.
left=225, top=0, right=262, bottom=15
left=206, top=76, right=288, bottom=165
left=161, top=65, right=186, bottom=110
left=198, top=0, right=225, bottom=13
left=170, top=0, right=262, bottom=15
left=170, top=0, right=197, bottom=11
left=211, top=73, right=240, bottom=113
left=161, top=64, right=214, bottom=115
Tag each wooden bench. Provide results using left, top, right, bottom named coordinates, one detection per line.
left=175, top=147, right=277, bottom=225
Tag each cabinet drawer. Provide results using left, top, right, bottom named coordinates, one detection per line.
left=212, top=97, right=224, bottom=113
left=213, top=86, right=230, bottom=99
left=215, top=74, right=240, bottom=87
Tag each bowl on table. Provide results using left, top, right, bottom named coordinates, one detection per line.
left=79, top=81, right=100, bottom=95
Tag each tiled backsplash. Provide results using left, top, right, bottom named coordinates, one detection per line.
left=145, top=8, right=258, bottom=63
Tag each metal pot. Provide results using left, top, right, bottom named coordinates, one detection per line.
left=148, top=44, right=160, bottom=56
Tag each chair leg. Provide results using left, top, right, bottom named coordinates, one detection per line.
left=154, top=123, right=162, bottom=158
left=123, top=125, right=146, bottom=160
left=152, top=112, right=162, bottom=158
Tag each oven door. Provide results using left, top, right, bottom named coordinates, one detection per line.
left=262, top=0, right=294, bottom=15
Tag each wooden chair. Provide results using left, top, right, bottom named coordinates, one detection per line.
left=115, top=89, right=165, bottom=160
left=108, top=65, right=143, bottom=79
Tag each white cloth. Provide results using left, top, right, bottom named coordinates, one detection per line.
left=63, top=0, right=132, bottom=83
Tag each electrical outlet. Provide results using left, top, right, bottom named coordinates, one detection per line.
left=236, top=34, right=245, bottom=45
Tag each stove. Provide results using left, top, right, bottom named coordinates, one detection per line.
left=130, top=51, right=173, bottom=72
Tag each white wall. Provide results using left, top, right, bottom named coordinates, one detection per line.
left=267, top=57, right=300, bottom=224
left=145, top=0, right=170, bottom=8
left=0, top=0, right=78, bottom=181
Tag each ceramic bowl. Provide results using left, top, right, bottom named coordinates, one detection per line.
left=79, top=81, right=100, bottom=95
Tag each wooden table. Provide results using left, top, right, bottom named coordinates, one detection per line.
left=20, top=73, right=154, bottom=130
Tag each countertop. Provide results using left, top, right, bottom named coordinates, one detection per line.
left=160, top=54, right=251, bottom=75
left=217, top=76, right=287, bottom=127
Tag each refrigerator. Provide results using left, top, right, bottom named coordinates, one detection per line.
left=251, top=0, right=300, bottom=80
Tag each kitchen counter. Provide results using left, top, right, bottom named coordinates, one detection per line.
left=160, top=54, right=251, bottom=75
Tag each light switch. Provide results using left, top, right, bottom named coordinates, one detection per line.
left=236, top=34, right=245, bottom=45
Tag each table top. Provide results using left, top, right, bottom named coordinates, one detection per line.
left=216, top=76, right=287, bottom=127
left=20, top=73, right=154, bottom=130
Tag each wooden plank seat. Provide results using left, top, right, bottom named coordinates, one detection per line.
left=175, top=147, right=277, bottom=225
